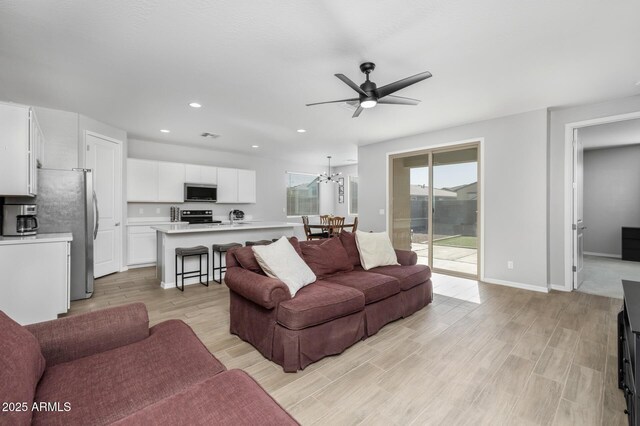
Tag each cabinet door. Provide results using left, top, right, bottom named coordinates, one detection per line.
left=201, top=166, right=218, bottom=185
left=185, top=164, right=202, bottom=183
left=127, top=159, right=159, bottom=201
left=0, top=103, right=31, bottom=196
left=237, top=169, right=256, bottom=203
left=128, top=230, right=157, bottom=265
left=158, top=162, right=185, bottom=202
left=216, top=168, right=238, bottom=203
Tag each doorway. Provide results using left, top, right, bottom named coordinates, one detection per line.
left=389, top=143, right=480, bottom=279
left=571, top=118, right=640, bottom=298
left=85, top=131, right=123, bottom=278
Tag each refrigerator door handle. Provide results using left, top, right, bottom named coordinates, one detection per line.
left=93, top=191, right=100, bottom=239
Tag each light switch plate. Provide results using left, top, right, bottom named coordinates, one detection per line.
left=379, top=209, right=385, bottom=215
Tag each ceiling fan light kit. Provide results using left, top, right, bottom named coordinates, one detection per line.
left=306, top=62, right=432, bottom=118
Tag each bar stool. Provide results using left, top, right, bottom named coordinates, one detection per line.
left=211, top=242, right=242, bottom=284
left=175, top=245, right=209, bottom=292
left=245, top=239, right=272, bottom=247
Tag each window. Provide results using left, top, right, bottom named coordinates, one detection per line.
left=349, top=176, right=358, bottom=215
left=286, top=172, right=319, bottom=216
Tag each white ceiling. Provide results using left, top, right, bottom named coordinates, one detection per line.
left=1, top=1, right=640, bottom=166
left=580, top=118, right=640, bottom=150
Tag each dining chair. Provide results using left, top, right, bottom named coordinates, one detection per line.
left=343, top=217, right=358, bottom=232
left=328, top=216, right=345, bottom=237
left=302, top=216, right=327, bottom=240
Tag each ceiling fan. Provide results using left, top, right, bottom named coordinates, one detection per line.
left=306, top=62, right=432, bottom=118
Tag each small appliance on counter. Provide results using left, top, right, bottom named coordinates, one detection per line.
left=170, top=206, right=181, bottom=222
left=229, top=210, right=245, bottom=221
left=180, top=209, right=222, bottom=225
left=2, top=204, right=39, bottom=236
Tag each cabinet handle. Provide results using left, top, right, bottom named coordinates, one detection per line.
left=625, top=409, right=629, bottom=415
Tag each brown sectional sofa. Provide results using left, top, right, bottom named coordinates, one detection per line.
left=0, top=303, right=298, bottom=426
left=225, top=231, right=433, bottom=372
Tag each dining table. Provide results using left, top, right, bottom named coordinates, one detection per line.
left=306, top=222, right=357, bottom=237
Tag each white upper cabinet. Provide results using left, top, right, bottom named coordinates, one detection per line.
left=216, top=168, right=239, bottom=203
left=217, top=168, right=256, bottom=204
left=201, top=166, right=218, bottom=185
left=127, top=159, right=253, bottom=204
left=127, top=159, right=158, bottom=202
left=157, top=162, right=185, bottom=202
left=237, top=169, right=256, bottom=203
left=185, top=164, right=217, bottom=185
left=0, top=102, right=40, bottom=196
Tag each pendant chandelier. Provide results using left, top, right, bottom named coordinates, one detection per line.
left=317, top=156, right=342, bottom=184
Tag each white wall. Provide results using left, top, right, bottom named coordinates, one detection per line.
left=548, top=94, right=640, bottom=287
left=583, top=145, right=640, bottom=256
left=127, top=139, right=335, bottom=239
left=358, top=109, right=548, bottom=291
left=332, top=164, right=358, bottom=221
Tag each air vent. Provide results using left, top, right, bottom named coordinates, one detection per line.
left=201, top=132, right=220, bottom=139
left=338, top=102, right=358, bottom=112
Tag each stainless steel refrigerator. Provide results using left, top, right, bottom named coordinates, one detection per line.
left=36, top=168, right=95, bottom=300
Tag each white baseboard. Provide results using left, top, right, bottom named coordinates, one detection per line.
left=120, top=266, right=129, bottom=272
left=584, top=251, right=621, bottom=259
left=481, top=277, right=549, bottom=293
left=128, top=262, right=156, bottom=270
left=550, top=284, right=571, bottom=292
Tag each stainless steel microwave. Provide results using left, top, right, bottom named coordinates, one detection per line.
left=184, top=183, right=217, bottom=202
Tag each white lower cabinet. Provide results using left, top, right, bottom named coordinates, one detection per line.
left=0, top=239, right=71, bottom=325
left=127, top=225, right=157, bottom=266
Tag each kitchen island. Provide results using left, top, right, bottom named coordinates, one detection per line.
left=152, top=221, right=301, bottom=289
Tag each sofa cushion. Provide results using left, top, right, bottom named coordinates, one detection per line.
left=0, top=311, right=46, bottom=426
left=277, top=282, right=365, bottom=330
left=323, top=270, right=400, bottom=304
left=339, top=230, right=361, bottom=267
left=253, top=237, right=316, bottom=297
left=355, top=231, right=400, bottom=270
left=301, top=236, right=353, bottom=278
left=369, top=264, right=432, bottom=291
left=111, top=370, right=298, bottom=426
left=234, top=237, right=302, bottom=275
left=32, top=320, right=225, bottom=426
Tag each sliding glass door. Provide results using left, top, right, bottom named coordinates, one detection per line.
left=390, top=144, right=479, bottom=278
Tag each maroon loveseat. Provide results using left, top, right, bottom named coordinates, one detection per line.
left=225, top=231, right=433, bottom=372
left=0, top=303, right=298, bottom=426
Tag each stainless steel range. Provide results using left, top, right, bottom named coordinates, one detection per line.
left=180, top=209, right=221, bottom=225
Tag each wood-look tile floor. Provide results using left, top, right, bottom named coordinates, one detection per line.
left=69, top=268, right=626, bottom=426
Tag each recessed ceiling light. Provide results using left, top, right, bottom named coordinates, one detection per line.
left=297, top=129, right=306, bottom=133
left=251, top=145, right=259, bottom=148
left=636, top=81, right=640, bottom=86
left=160, top=129, right=170, bottom=133
left=189, top=102, right=202, bottom=108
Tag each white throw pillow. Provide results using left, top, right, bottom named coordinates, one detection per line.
left=355, top=230, right=400, bottom=270
left=252, top=237, right=316, bottom=297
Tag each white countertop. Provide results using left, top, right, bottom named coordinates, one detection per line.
left=0, top=233, right=73, bottom=246
left=152, top=221, right=301, bottom=234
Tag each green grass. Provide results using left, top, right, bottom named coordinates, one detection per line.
left=433, top=235, right=477, bottom=249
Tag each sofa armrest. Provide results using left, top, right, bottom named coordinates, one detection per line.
left=224, top=267, right=291, bottom=309
left=395, top=249, right=417, bottom=266
left=25, top=302, right=149, bottom=367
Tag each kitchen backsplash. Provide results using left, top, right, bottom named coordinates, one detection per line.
left=127, top=202, right=262, bottom=220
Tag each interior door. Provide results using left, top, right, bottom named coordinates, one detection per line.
left=86, top=132, right=122, bottom=278
left=574, top=129, right=585, bottom=288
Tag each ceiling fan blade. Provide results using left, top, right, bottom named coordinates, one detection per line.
left=378, top=97, right=420, bottom=106
left=387, top=94, right=421, bottom=102
left=352, top=106, right=364, bottom=118
left=335, top=74, right=368, bottom=96
left=306, top=98, right=359, bottom=106
left=376, top=71, right=432, bottom=98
